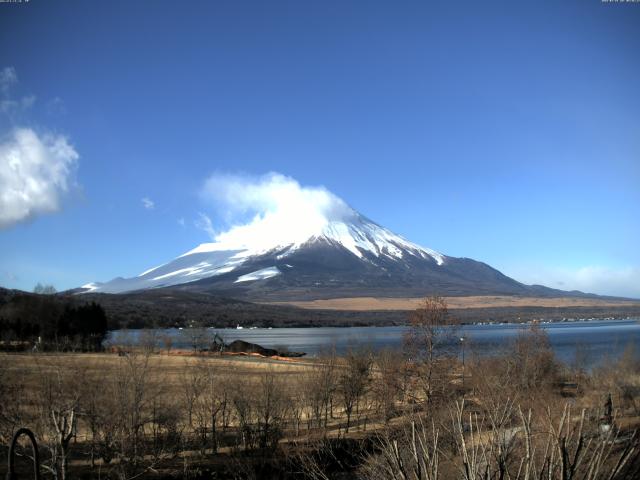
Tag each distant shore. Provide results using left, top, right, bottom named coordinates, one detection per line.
left=266, top=295, right=640, bottom=311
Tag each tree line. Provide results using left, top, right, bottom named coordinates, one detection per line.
left=0, top=291, right=108, bottom=351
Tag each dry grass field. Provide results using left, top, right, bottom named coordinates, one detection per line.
left=1, top=351, right=316, bottom=416
left=2, top=321, right=640, bottom=479
left=269, top=295, right=640, bottom=311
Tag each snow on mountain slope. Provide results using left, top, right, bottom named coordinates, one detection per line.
left=179, top=211, right=443, bottom=264
left=81, top=211, right=446, bottom=294
left=235, top=267, right=281, bottom=283
left=319, top=215, right=444, bottom=264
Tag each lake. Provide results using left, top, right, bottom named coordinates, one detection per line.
left=108, top=318, right=640, bottom=367
left=107, top=318, right=640, bottom=365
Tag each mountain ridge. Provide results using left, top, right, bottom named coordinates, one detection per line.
left=79, top=209, right=607, bottom=301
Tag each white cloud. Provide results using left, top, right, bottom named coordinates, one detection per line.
left=199, top=172, right=354, bottom=249
left=0, top=67, right=17, bottom=94
left=1, top=96, right=36, bottom=115
left=0, top=128, right=78, bottom=229
left=177, top=217, right=185, bottom=227
left=195, top=212, right=215, bottom=239
left=508, top=264, right=640, bottom=299
left=0, top=68, right=78, bottom=229
left=46, top=97, right=66, bottom=116
left=0, top=67, right=35, bottom=116
left=141, top=197, right=155, bottom=210
left=21, top=94, right=36, bottom=109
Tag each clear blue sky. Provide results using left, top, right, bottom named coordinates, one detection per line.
left=0, top=0, right=639, bottom=297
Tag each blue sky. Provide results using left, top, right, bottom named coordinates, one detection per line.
left=0, top=0, right=639, bottom=297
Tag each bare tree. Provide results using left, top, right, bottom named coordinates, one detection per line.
left=161, top=334, right=173, bottom=354
left=180, top=359, right=206, bottom=430
left=361, top=417, right=440, bottom=480
left=218, top=373, right=233, bottom=433
left=507, top=324, right=559, bottom=395
left=95, top=350, right=168, bottom=479
left=192, top=358, right=225, bottom=453
left=304, top=349, right=338, bottom=431
left=373, top=348, right=405, bottom=424
left=139, top=329, right=159, bottom=354
left=363, top=399, right=640, bottom=480
left=181, top=327, right=208, bottom=353
left=230, top=377, right=255, bottom=451
left=289, top=380, right=305, bottom=437
left=0, top=364, right=24, bottom=446
left=338, top=349, right=372, bottom=433
left=255, top=369, right=289, bottom=449
left=34, top=283, right=57, bottom=295
left=32, top=356, right=84, bottom=480
left=404, top=296, right=456, bottom=406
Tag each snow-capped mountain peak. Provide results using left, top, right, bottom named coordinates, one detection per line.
left=81, top=211, right=445, bottom=294
left=181, top=212, right=442, bottom=263
left=77, top=174, right=557, bottom=300
left=316, top=216, right=444, bottom=264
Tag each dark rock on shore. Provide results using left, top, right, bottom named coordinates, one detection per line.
left=225, top=339, right=305, bottom=357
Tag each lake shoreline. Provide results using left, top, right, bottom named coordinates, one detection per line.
left=108, top=318, right=640, bottom=368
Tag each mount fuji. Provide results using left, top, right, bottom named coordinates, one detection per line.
left=81, top=207, right=567, bottom=301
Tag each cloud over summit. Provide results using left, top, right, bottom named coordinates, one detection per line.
left=198, top=172, right=355, bottom=248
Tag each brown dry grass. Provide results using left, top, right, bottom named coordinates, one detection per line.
left=1, top=350, right=314, bottom=375
left=3, top=350, right=639, bottom=479
left=267, top=295, right=640, bottom=311
left=0, top=351, right=316, bottom=407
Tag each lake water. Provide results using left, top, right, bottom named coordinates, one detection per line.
left=108, top=318, right=640, bottom=367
